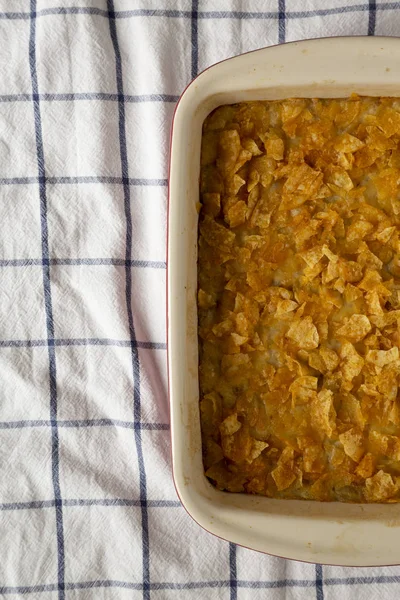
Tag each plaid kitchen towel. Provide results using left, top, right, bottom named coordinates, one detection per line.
left=1, top=0, right=400, bottom=599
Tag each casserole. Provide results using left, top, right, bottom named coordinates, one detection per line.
left=168, top=36, right=400, bottom=565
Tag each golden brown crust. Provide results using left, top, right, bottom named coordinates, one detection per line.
left=198, top=96, right=400, bottom=502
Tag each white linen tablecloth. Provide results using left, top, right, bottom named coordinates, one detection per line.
left=1, top=1, right=400, bottom=598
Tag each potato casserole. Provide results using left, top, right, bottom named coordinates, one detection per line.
left=198, top=96, right=400, bottom=503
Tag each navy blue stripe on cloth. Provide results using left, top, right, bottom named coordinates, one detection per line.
left=0, top=499, right=180, bottom=511
left=205, top=3, right=398, bottom=19
left=0, top=92, right=179, bottom=103
left=191, top=0, right=199, bottom=79
left=46, top=176, right=168, bottom=185
left=0, top=258, right=166, bottom=268
left=0, top=176, right=167, bottom=186
left=0, top=581, right=227, bottom=595
left=0, top=419, right=169, bottom=431
left=368, top=0, right=377, bottom=34
left=0, top=8, right=189, bottom=19
left=5, top=575, right=400, bottom=595
left=107, top=3, right=150, bottom=599
left=0, top=338, right=166, bottom=349
left=316, top=564, right=324, bottom=600
left=2, top=4, right=400, bottom=20
left=229, top=544, right=237, bottom=600
left=39, top=8, right=189, bottom=18
left=28, top=3, right=65, bottom=598
left=278, top=0, right=286, bottom=43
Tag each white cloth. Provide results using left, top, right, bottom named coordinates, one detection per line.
left=1, top=1, right=400, bottom=599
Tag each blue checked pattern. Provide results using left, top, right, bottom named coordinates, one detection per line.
left=0, top=1, right=399, bottom=599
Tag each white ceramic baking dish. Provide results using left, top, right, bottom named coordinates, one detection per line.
left=168, top=36, right=400, bottom=566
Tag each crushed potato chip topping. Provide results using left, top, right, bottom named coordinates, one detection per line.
left=198, top=96, right=400, bottom=503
